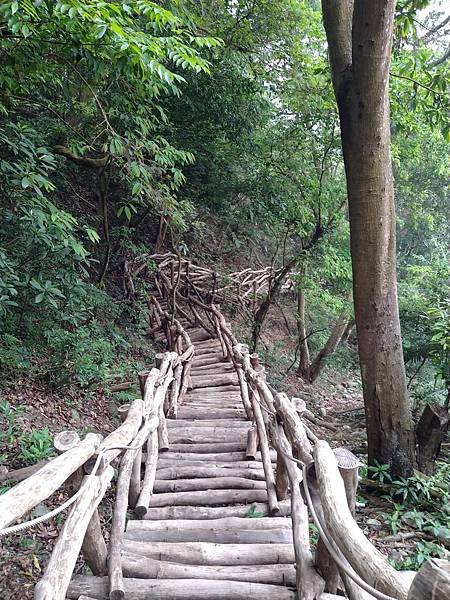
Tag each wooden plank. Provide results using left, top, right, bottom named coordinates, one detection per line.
left=156, top=460, right=273, bottom=470
left=153, top=476, right=267, bottom=493
left=122, top=541, right=295, bottom=565
left=121, top=554, right=296, bottom=585
left=148, top=488, right=268, bottom=507
left=166, top=419, right=249, bottom=428
left=126, top=517, right=292, bottom=532
left=124, top=527, right=292, bottom=544
left=155, top=466, right=264, bottom=481
left=168, top=429, right=248, bottom=444
left=166, top=442, right=246, bottom=454
left=67, top=576, right=297, bottom=599
left=176, top=408, right=246, bottom=420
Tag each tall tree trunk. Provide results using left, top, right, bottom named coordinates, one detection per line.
left=307, top=306, right=351, bottom=383
left=322, top=0, right=415, bottom=475
left=250, top=258, right=296, bottom=352
left=297, top=283, right=310, bottom=378
left=340, top=318, right=355, bottom=344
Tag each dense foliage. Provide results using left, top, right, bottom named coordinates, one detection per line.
left=0, top=2, right=448, bottom=415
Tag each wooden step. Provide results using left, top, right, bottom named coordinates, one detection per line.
left=183, top=398, right=243, bottom=406
left=121, top=555, right=296, bottom=586
left=158, top=452, right=264, bottom=463
left=166, top=443, right=246, bottom=454
left=190, top=375, right=239, bottom=388
left=147, top=488, right=268, bottom=508
left=153, top=477, right=267, bottom=493
left=68, top=576, right=297, bottom=599
left=142, top=501, right=292, bottom=520
left=156, top=460, right=272, bottom=470
left=168, top=429, right=248, bottom=444
left=156, top=466, right=264, bottom=481
left=124, top=526, right=293, bottom=544
left=176, top=408, right=246, bottom=420
left=127, top=517, right=292, bottom=532
left=167, top=420, right=249, bottom=429
left=122, top=540, right=295, bottom=565
left=189, top=385, right=241, bottom=394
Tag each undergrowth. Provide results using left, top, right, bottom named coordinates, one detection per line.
left=363, top=461, right=450, bottom=570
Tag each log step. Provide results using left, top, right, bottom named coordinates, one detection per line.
left=166, top=443, right=247, bottom=454
left=127, top=517, right=292, bottom=532
left=176, top=409, right=246, bottom=420
left=67, top=576, right=297, bottom=599
left=153, top=476, right=267, bottom=493
left=157, top=451, right=275, bottom=463
left=122, top=541, right=295, bottom=565
left=156, top=460, right=270, bottom=470
left=147, top=488, right=268, bottom=508
left=166, top=419, right=249, bottom=428
left=121, top=555, right=296, bottom=586
left=142, top=502, right=292, bottom=520
left=124, top=526, right=293, bottom=544
left=167, top=430, right=248, bottom=444
left=156, top=467, right=265, bottom=481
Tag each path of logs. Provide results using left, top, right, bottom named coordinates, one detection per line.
left=1, top=256, right=444, bottom=600
left=68, top=301, right=306, bottom=599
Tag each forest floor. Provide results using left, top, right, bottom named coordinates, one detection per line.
left=0, top=381, right=130, bottom=598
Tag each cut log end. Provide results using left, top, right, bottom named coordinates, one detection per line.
left=54, top=430, right=80, bottom=453
left=134, top=505, right=148, bottom=519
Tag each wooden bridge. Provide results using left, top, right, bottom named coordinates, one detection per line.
left=0, top=253, right=448, bottom=600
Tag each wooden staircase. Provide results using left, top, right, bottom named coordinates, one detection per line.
left=68, top=331, right=297, bottom=599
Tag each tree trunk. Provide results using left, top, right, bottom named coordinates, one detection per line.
left=251, top=258, right=296, bottom=352
left=416, top=404, right=450, bottom=475
left=322, top=0, right=415, bottom=476
left=306, top=301, right=351, bottom=383
left=297, top=284, right=311, bottom=378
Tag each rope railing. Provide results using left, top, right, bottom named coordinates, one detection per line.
left=148, top=254, right=424, bottom=600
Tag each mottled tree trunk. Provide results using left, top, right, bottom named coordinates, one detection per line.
left=251, top=258, right=296, bottom=352
left=307, top=307, right=351, bottom=383
left=296, top=284, right=310, bottom=378
left=322, top=0, right=415, bottom=475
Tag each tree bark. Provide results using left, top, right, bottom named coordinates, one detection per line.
left=416, top=404, right=450, bottom=475
left=306, top=302, right=351, bottom=383
left=297, top=282, right=311, bottom=378
left=322, top=0, right=415, bottom=476
left=251, top=258, right=297, bottom=352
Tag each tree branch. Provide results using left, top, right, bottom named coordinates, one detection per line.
left=54, top=146, right=109, bottom=168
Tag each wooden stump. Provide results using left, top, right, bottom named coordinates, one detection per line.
left=416, top=404, right=450, bottom=474
left=407, top=558, right=450, bottom=599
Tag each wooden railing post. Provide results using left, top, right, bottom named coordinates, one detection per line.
left=54, top=431, right=108, bottom=577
